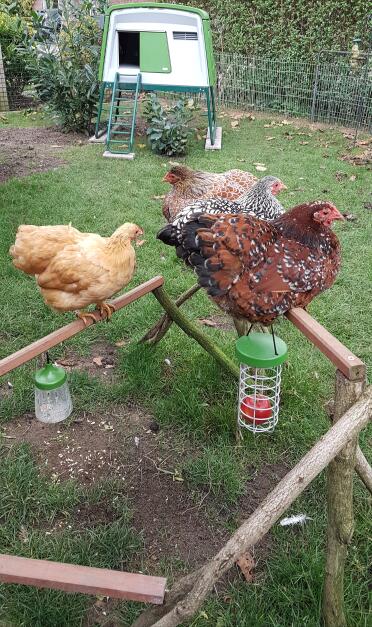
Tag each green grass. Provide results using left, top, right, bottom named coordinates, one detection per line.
left=0, top=110, right=371, bottom=626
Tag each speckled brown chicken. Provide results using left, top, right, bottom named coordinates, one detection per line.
left=162, top=164, right=258, bottom=220
left=168, top=201, right=344, bottom=325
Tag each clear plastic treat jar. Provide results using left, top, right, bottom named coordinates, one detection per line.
left=34, top=362, right=73, bottom=424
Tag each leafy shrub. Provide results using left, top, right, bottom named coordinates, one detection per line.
left=19, top=0, right=104, bottom=132
left=143, top=93, right=196, bottom=156
left=0, top=10, right=31, bottom=104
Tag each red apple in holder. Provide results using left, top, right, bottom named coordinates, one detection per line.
left=240, top=394, right=273, bottom=424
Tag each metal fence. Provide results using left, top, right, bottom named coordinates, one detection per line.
left=0, top=40, right=37, bottom=111
left=215, top=52, right=372, bottom=131
left=1, top=42, right=371, bottom=132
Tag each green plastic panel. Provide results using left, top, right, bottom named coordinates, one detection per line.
left=140, top=32, right=171, bottom=73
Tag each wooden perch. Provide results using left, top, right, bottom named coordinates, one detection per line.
left=133, top=386, right=372, bottom=627
left=286, top=308, right=365, bottom=381
left=322, top=371, right=366, bottom=626
left=151, top=286, right=239, bottom=379
left=0, top=276, right=164, bottom=378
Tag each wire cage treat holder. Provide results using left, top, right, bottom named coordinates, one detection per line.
left=236, top=332, right=288, bottom=434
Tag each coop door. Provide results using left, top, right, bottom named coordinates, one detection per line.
left=118, top=31, right=140, bottom=68
left=139, top=32, right=171, bottom=73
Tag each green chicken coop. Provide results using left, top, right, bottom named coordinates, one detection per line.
left=95, top=2, right=219, bottom=156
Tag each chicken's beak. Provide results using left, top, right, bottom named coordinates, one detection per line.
left=333, top=209, right=345, bottom=221
left=280, top=184, right=288, bottom=191
left=135, top=230, right=145, bottom=246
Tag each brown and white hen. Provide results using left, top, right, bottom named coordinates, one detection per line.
left=162, top=164, right=258, bottom=220
left=163, top=201, right=344, bottom=325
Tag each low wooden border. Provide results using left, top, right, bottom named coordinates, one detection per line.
left=0, top=555, right=166, bottom=604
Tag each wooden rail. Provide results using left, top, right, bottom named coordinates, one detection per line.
left=286, top=308, right=365, bottom=381
left=0, top=276, right=164, bottom=378
left=0, top=555, right=166, bottom=604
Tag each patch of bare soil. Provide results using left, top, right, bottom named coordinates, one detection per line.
left=4, top=399, right=289, bottom=625
left=55, top=339, right=120, bottom=383
left=0, top=126, right=85, bottom=183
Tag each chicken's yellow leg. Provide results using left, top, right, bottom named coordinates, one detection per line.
left=97, top=302, right=116, bottom=320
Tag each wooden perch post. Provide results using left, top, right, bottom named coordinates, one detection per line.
left=141, top=284, right=201, bottom=344
left=133, top=387, right=372, bottom=627
left=151, top=286, right=239, bottom=379
left=322, top=370, right=366, bottom=626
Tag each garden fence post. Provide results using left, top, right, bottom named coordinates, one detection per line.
left=322, top=370, right=366, bottom=626
left=0, top=45, right=9, bottom=112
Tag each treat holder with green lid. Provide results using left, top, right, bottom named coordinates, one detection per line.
left=236, top=332, right=288, bottom=434
left=34, top=361, right=73, bottom=423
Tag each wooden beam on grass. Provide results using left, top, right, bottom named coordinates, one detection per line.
left=133, top=386, right=372, bottom=627
left=0, top=276, right=164, bottom=377
left=0, top=554, right=166, bottom=604
left=285, top=308, right=365, bottom=381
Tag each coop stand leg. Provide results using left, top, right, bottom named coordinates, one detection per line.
left=150, top=286, right=239, bottom=379
left=140, top=284, right=201, bottom=345
left=95, top=83, right=106, bottom=138
left=322, top=370, right=366, bottom=627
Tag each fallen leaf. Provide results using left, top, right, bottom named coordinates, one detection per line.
left=164, top=358, right=172, bottom=366
left=349, top=175, right=356, bottom=181
left=266, top=136, right=275, bottom=141
left=255, top=165, right=267, bottom=172
left=198, top=317, right=218, bottom=327
left=57, top=359, right=76, bottom=367
left=115, top=340, right=127, bottom=347
left=335, top=171, right=348, bottom=181
left=152, top=195, right=166, bottom=200
left=363, top=202, right=372, bottom=210
left=281, top=119, right=292, bottom=125
left=231, top=120, right=239, bottom=128
left=92, top=356, right=103, bottom=367
left=236, top=552, right=255, bottom=582
left=253, top=162, right=266, bottom=166
left=236, top=158, right=246, bottom=162
left=138, top=144, right=146, bottom=149
left=299, top=141, right=309, bottom=145
left=134, top=436, right=140, bottom=447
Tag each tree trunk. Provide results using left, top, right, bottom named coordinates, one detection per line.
left=322, top=371, right=366, bottom=627
left=133, top=387, right=372, bottom=627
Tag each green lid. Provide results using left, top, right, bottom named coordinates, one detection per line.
left=34, top=363, right=67, bottom=390
left=236, top=332, right=288, bottom=368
